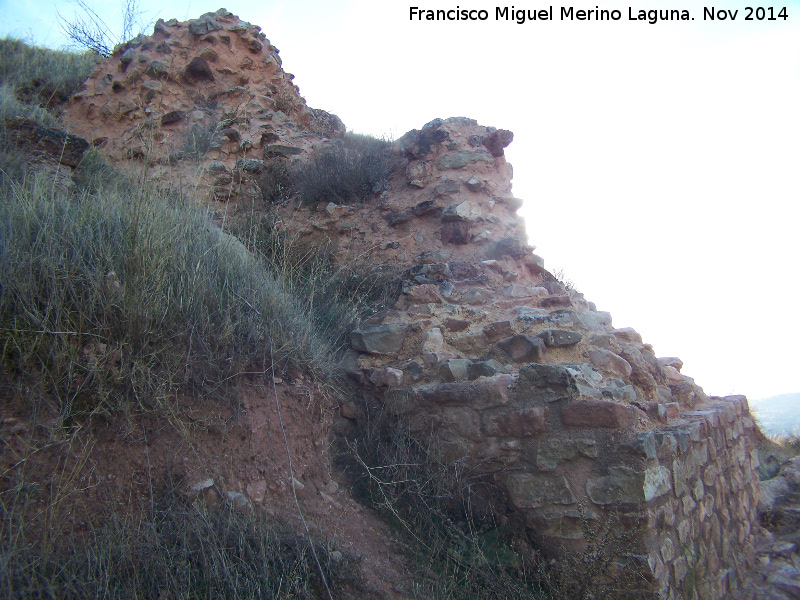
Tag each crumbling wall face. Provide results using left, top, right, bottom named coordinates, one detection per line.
left=323, top=119, right=764, bottom=600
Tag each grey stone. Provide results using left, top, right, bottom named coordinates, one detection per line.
left=119, top=48, right=136, bottom=65
left=434, top=180, right=459, bottom=195
left=226, top=491, right=249, bottom=510
left=531, top=507, right=599, bottom=540
left=467, top=359, right=507, bottom=380
left=486, top=237, right=526, bottom=259
left=145, top=60, right=169, bottom=78
left=759, top=476, right=791, bottom=515
left=587, top=466, right=671, bottom=504
left=506, top=473, right=576, bottom=509
left=442, top=201, right=481, bottom=222
left=350, top=324, right=409, bottom=355
left=658, top=356, right=684, bottom=371
left=189, top=16, right=222, bottom=36
left=263, top=144, right=303, bottom=158
left=141, top=79, right=162, bottom=92
left=465, top=176, right=483, bottom=191
left=588, top=348, right=632, bottom=377
left=623, top=432, right=658, bottom=459
left=572, top=311, right=612, bottom=331
left=439, top=359, right=472, bottom=382
left=536, top=440, right=597, bottom=471
left=161, top=110, right=184, bottom=125
left=208, top=161, right=229, bottom=174
left=436, top=150, right=494, bottom=170
left=517, top=364, right=578, bottom=403
left=537, top=329, right=582, bottom=347
left=235, top=158, right=265, bottom=173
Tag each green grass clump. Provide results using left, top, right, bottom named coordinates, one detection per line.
left=0, top=38, right=99, bottom=111
left=0, top=171, right=350, bottom=419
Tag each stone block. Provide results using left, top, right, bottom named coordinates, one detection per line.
left=497, top=334, right=546, bottom=363
left=419, top=374, right=512, bottom=410
left=442, top=201, right=481, bottom=222
left=449, top=330, right=487, bottom=353
left=587, top=348, right=633, bottom=378
left=537, top=329, right=583, bottom=347
left=506, top=473, right=576, bottom=509
left=369, top=367, right=403, bottom=388
left=540, top=294, right=572, bottom=308
left=612, top=327, right=643, bottom=344
left=530, top=507, right=599, bottom=540
left=587, top=466, right=671, bottom=504
left=467, top=359, right=507, bottom=380
left=406, top=284, right=443, bottom=304
left=440, top=407, right=482, bottom=441
left=438, top=359, right=472, bottom=382
left=516, top=363, right=579, bottom=404
left=484, top=407, right=549, bottom=437
left=536, top=439, right=597, bottom=470
left=350, top=324, right=409, bottom=355
left=382, top=388, right=418, bottom=415
left=437, top=150, right=494, bottom=170
left=672, top=556, right=689, bottom=586
left=561, top=399, right=640, bottom=428
left=444, top=317, right=470, bottom=332
left=483, top=320, right=514, bottom=343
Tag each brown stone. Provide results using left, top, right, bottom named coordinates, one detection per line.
left=184, top=56, right=215, bottom=81
left=340, top=401, right=359, bottom=420
left=4, top=117, right=90, bottom=167
left=539, top=294, right=572, bottom=308
left=483, top=320, right=514, bottom=343
left=440, top=221, right=470, bottom=244
left=482, top=128, right=514, bottom=157
left=587, top=348, right=633, bottom=378
left=420, top=374, right=512, bottom=410
left=369, top=367, right=403, bottom=388
left=561, top=399, right=640, bottom=428
left=406, top=284, right=443, bottom=304
left=484, top=407, right=548, bottom=437
left=444, top=318, right=470, bottom=332
left=497, top=334, right=546, bottom=363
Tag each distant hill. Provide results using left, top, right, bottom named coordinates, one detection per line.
left=750, top=393, right=800, bottom=437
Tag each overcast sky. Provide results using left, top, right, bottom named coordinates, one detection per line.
left=2, top=0, right=799, bottom=400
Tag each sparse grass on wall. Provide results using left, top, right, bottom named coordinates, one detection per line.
left=295, top=133, right=399, bottom=206
left=231, top=210, right=401, bottom=354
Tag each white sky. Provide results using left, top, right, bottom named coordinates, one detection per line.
left=2, top=0, right=799, bottom=400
